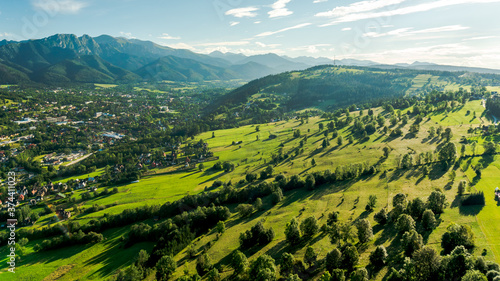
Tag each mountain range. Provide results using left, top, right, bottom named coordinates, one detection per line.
left=0, top=34, right=500, bottom=85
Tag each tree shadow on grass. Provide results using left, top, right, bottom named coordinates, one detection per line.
left=458, top=204, right=484, bottom=216
left=198, top=171, right=227, bottom=185
left=305, top=148, right=324, bottom=160
left=374, top=223, right=398, bottom=247
left=354, top=210, right=371, bottom=223
left=19, top=242, right=88, bottom=267
left=381, top=231, right=405, bottom=276
left=279, top=189, right=313, bottom=210
left=388, top=169, right=406, bottom=183
left=428, top=163, right=448, bottom=181
left=415, top=174, right=426, bottom=185
left=180, top=170, right=201, bottom=179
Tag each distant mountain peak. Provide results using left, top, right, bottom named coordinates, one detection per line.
left=411, top=61, right=437, bottom=66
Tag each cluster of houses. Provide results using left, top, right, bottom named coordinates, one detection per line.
left=43, top=151, right=87, bottom=165
left=56, top=208, right=72, bottom=219
left=0, top=176, right=98, bottom=211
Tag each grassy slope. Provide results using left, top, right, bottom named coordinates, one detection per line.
left=0, top=225, right=155, bottom=280
left=3, top=100, right=499, bottom=280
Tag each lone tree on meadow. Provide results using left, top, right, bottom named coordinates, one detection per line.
left=285, top=218, right=301, bottom=245
left=366, top=195, right=377, bottom=211
left=421, top=209, right=437, bottom=231
left=356, top=219, right=373, bottom=244
left=439, top=142, right=457, bottom=162
left=300, top=216, right=319, bottom=239
left=458, top=180, right=467, bottom=196
left=427, top=189, right=447, bottom=214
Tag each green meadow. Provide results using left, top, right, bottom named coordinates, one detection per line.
left=2, top=99, right=499, bottom=280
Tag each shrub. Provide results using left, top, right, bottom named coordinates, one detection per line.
left=300, top=216, right=319, bottom=238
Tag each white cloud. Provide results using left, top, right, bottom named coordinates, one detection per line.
left=411, top=25, right=469, bottom=34
left=463, top=36, right=497, bottom=41
left=363, top=27, right=412, bottom=38
left=363, top=25, right=469, bottom=38
left=269, top=0, right=293, bottom=18
left=234, top=48, right=286, bottom=55
left=0, top=32, right=14, bottom=38
left=254, top=21, right=262, bottom=24
left=319, top=0, right=500, bottom=26
left=198, top=41, right=250, bottom=47
left=256, top=23, right=312, bottom=37
left=341, top=27, right=352, bottom=31
left=159, top=33, right=180, bottom=40
left=230, top=21, right=240, bottom=26
left=350, top=43, right=500, bottom=67
left=255, top=42, right=281, bottom=48
left=32, top=0, right=88, bottom=15
left=119, top=32, right=136, bottom=39
left=316, top=0, right=407, bottom=17
left=225, top=7, right=259, bottom=18
left=313, top=0, right=328, bottom=3
left=291, top=44, right=331, bottom=54
left=162, top=42, right=196, bottom=51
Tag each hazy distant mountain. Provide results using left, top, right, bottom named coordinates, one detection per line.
left=338, top=58, right=379, bottom=66
left=234, top=53, right=310, bottom=72
left=228, top=62, right=276, bottom=80
left=284, top=56, right=335, bottom=65
left=0, top=33, right=500, bottom=84
left=372, top=61, right=500, bottom=74
left=96, top=35, right=230, bottom=68
left=209, top=51, right=247, bottom=65
left=136, top=56, right=237, bottom=82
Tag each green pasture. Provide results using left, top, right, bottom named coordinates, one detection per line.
left=5, top=99, right=500, bottom=279
left=0, top=226, right=154, bottom=280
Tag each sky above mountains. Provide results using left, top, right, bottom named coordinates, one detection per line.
left=1, top=0, right=499, bottom=68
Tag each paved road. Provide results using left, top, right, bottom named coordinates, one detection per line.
left=65, top=153, right=94, bottom=166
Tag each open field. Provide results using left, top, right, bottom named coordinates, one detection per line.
left=94, top=84, right=118, bottom=88
left=2, top=99, right=499, bottom=280
left=0, top=225, right=155, bottom=281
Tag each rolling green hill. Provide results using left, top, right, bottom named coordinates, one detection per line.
left=3, top=96, right=499, bottom=281
left=211, top=66, right=500, bottom=114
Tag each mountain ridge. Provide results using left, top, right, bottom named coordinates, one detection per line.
left=1, top=33, right=500, bottom=84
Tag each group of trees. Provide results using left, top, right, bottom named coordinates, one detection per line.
left=284, top=216, right=320, bottom=245
left=34, top=230, right=103, bottom=252
left=239, top=221, right=275, bottom=249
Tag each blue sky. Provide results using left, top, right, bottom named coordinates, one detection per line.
left=1, top=0, right=500, bottom=68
